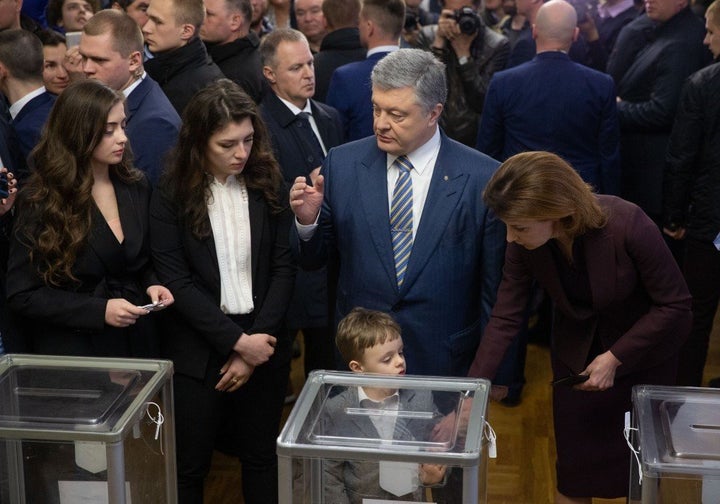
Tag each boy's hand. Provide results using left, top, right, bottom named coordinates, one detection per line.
left=419, top=463, right=446, bottom=485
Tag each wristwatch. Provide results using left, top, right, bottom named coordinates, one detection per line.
left=458, top=55, right=470, bottom=65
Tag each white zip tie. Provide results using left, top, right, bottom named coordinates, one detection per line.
left=484, top=420, right=497, bottom=459
left=146, top=402, right=165, bottom=455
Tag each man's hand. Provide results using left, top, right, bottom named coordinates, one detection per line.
left=63, top=46, right=86, bottom=82
left=289, top=173, right=324, bottom=225
left=433, top=8, right=477, bottom=56
left=663, top=226, right=686, bottom=240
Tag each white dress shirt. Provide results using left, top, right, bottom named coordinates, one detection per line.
left=207, top=175, right=254, bottom=314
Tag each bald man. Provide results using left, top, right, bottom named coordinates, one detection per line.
left=475, top=0, right=620, bottom=410
left=478, top=0, right=620, bottom=194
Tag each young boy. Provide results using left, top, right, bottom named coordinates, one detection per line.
left=322, top=307, right=445, bottom=503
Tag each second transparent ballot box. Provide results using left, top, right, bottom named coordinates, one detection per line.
left=278, top=371, right=491, bottom=503
left=628, top=385, right=720, bottom=504
left=0, top=354, right=176, bottom=504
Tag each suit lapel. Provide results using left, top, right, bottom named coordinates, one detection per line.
left=400, top=135, right=468, bottom=294
left=356, top=148, right=398, bottom=290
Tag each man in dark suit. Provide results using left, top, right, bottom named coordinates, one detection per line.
left=615, top=0, right=709, bottom=220
left=326, top=0, right=404, bottom=141
left=0, top=29, right=55, bottom=170
left=290, top=48, right=506, bottom=378
left=200, top=0, right=264, bottom=103
left=312, top=0, right=365, bottom=103
left=259, top=28, right=343, bottom=375
left=477, top=0, right=621, bottom=194
left=79, top=10, right=181, bottom=185
left=143, top=0, right=224, bottom=114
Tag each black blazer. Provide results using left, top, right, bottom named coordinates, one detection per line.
left=260, top=92, right=344, bottom=182
left=149, top=183, right=295, bottom=379
left=6, top=175, right=159, bottom=357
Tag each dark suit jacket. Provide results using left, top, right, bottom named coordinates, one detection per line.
left=615, top=8, right=709, bottom=216
left=326, top=51, right=391, bottom=141
left=477, top=51, right=621, bottom=194
left=7, top=175, right=159, bottom=357
left=13, top=90, right=55, bottom=164
left=469, top=195, right=692, bottom=380
left=206, top=33, right=264, bottom=104
left=145, top=37, right=225, bottom=115
left=321, top=387, right=438, bottom=504
left=149, top=184, right=295, bottom=379
left=260, top=92, right=343, bottom=328
left=294, top=132, right=506, bottom=376
left=260, top=92, right=344, bottom=182
left=313, top=28, right=366, bottom=103
left=126, top=76, right=181, bottom=185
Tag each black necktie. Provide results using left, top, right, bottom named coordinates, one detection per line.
left=295, top=112, right=325, bottom=167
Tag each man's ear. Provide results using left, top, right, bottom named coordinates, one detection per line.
left=128, top=50, right=143, bottom=75
left=262, top=65, right=275, bottom=84
left=229, top=11, right=243, bottom=31
left=180, top=23, right=196, bottom=41
left=427, top=103, right=443, bottom=127
left=348, top=360, right=363, bottom=372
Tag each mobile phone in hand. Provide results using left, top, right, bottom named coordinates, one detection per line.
left=139, top=301, right=164, bottom=312
left=551, top=374, right=590, bottom=387
left=0, top=172, right=8, bottom=199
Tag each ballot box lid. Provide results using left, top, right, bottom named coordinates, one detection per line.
left=277, top=371, right=490, bottom=465
left=0, top=354, right=172, bottom=442
left=633, top=385, right=720, bottom=476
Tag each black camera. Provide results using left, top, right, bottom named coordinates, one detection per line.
left=404, top=11, right=419, bottom=30
left=453, top=6, right=481, bottom=35
left=566, top=0, right=597, bottom=23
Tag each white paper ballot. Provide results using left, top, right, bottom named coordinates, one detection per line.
left=75, top=441, right=107, bottom=474
left=58, top=481, right=132, bottom=504
left=378, top=460, right=419, bottom=496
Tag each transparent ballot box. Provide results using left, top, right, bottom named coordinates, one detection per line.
left=0, top=354, right=176, bottom=504
left=628, top=385, right=720, bottom=504
left=277, top=371, right=491, bottom=503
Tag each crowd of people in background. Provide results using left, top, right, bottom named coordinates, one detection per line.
left=0, top=0, right=719, bottom=501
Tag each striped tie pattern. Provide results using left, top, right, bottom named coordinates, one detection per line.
left=390, top=155, right=413, bottom=287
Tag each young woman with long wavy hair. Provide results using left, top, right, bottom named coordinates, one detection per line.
left=150, top=79, right=295, bottom=504
left=7, top=79, right=173, bottom=357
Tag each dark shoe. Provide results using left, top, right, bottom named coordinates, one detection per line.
left=708, top=377, right=720, bottom=388
left=500, top=389, right=522, bottom=407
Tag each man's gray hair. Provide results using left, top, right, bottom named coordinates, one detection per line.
left=371, top=49, right=447, bottom=112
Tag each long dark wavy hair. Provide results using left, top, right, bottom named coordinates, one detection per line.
left=161, top=79, right=284, bottom=240
left=17, top=79, right=142, bottom=286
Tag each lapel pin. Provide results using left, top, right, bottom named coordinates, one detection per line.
left=444, top=175, right=448, bottom=181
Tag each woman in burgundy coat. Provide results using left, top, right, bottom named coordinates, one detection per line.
left=469, top=151, right=692, bottom=504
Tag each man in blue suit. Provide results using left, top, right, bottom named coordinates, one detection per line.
left=325, top=0, right=404, bottom=141
left=477, top=0, right=621, bottom=195
left=290, top=48, right=505, bottom=378
left=0, top=29, right=55, bottom=171
left=79, top=10, right=181, bottom=185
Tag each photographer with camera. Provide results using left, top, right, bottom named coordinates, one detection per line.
left=412, top=0, right=509, bottom=147
left=402, top=0, right=438, bottom=47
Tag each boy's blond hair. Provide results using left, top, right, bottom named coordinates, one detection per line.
left=335, top=307, right=401, bottom=365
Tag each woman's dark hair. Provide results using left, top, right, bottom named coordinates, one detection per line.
left=162, top=79, right=284, bottom=240
left=18, top=79, right=141, bottom=286
left=483, top=151, right=607, bottom=237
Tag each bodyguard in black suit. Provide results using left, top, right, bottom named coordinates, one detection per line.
left=259, top=28, right=343, bottom=374
left=312, top=0, right=366, bottom=103
left=615, top=1, right=710, bottom=219
left=151, top=81, right=295, bottom=504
